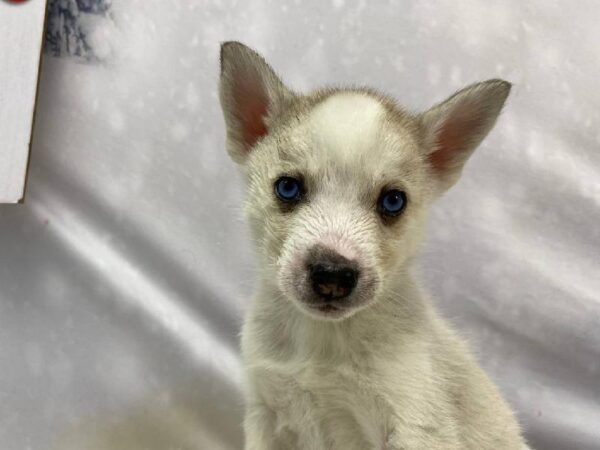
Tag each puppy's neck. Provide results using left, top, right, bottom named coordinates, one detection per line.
left=250, top=268, right=431, bottom=364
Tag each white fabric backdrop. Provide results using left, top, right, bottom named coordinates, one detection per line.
left=1, top=1, right=599, bottom=449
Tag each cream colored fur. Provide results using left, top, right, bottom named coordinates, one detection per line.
left=219, top=41, right=531, bottom=450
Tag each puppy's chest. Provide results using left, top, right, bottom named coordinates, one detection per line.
left=252, top=358, right=393, bottom=448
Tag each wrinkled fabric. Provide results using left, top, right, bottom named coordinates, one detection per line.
left=0, top=1, right=599, bottom=449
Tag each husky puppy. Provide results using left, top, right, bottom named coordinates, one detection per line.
left=219, top=41, right=530, bottom=450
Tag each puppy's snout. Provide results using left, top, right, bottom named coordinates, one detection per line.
left=307, top=246, right=359, bottom=301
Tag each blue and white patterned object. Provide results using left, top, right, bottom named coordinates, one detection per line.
left=45, top=0, right=112, bottom=60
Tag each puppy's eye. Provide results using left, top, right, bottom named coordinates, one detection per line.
left=275, top=176, right=303, bottom=202
left=378, top=189, right=407, bottom=217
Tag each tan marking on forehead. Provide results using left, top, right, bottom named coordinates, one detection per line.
left=307, top=93, right=386, bottom=160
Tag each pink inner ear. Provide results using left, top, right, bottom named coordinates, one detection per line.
left=429, top=121, right=464, bottom=171
left=233, top=77, right=269, bottom=150
left=429, top=102, right=483, bottom=172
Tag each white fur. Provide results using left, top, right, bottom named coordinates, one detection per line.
left=307, top=93, right=385, bottom=161
left=241, top=279, right=530, bottom=449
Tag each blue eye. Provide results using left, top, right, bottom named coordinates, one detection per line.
left=378, top=189, right=407, bottom=217
left=275, top=176, right=303, bottom=202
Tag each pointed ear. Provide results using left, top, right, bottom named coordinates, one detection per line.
left=219, top=42, right=293, bottom=164
left=419, top=79, right=511, bottom=192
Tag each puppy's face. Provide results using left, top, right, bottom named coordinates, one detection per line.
left=243, top=93, right=430, bottom=320
left=219, top=42, right=510, bottom=321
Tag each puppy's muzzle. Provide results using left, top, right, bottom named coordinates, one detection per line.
left=308, top=246, right=359, bottom=301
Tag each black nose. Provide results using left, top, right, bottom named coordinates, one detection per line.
left=310, top=263, right=358, bottom=301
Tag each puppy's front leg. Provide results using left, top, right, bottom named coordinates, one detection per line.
left=244, top=402, right=279, bottom=450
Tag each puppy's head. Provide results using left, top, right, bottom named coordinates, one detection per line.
left=219, top=42, right=510, bottom=321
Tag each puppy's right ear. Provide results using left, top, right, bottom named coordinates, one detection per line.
left=219, top=42, right=293, bottom=164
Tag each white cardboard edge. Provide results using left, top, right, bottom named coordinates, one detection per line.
left=0, top=0, right=47, bottom=203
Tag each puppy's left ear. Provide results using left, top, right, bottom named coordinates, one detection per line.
left=219, top=41, right=294, bottom=164
left=420, top=79, right=511, bottom=192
